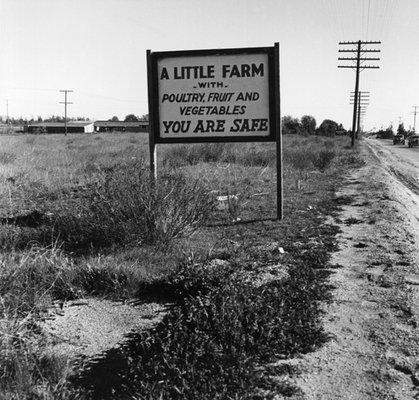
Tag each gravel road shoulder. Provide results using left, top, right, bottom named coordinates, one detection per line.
left=284, top=140, right=419, bottom=399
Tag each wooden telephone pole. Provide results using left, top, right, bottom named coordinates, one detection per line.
left=59, top=90, right=73, bottom=136
left=413, top=106, right=419, bottom=133
left=338, top=40, right=380, bottom=146
left=350, top=91, right=370, bottom=138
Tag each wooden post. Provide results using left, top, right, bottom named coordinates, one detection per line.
left=146, top=50, right=157, bottom=182
left=351, top=40, right=361, bottom=147
left=274, top=42, right=283, bottom=220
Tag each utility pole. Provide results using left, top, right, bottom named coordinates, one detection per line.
left=413, top=106, right=418, bottom=133
left=338, top=40, right=381, bottom=147
left=350, top=91, right=370, bottom=139
left=59, top=90, right=73, bottom=136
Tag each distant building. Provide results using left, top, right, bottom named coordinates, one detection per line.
left=27, top=121, right=94, bottom=134
left=94, top=120, right=149, bottom=133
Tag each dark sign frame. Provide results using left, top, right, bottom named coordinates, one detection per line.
left=147, top=45, right=277, bottom=144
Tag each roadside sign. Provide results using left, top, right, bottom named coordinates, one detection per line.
left=146, top=44, right=282, bottom=218
left=148, top=46, right=276, bottom=143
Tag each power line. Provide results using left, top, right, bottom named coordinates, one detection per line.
left=366, top=0, right=371, bottom=39
left=59, top=90, right=73, bottom=136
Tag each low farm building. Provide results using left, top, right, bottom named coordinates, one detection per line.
left=94, top=121, right=149, bottom=133
left=27, top=121, right=94, bottom=134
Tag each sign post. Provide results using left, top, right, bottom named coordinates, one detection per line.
left=147, top=44, right=282, bottom=219
left=274, top=43, right=282, bottom=220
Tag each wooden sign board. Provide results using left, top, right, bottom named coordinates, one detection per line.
left=148, top=46, right=277, bottom=143
left=146, top=44, right=282, bottom=218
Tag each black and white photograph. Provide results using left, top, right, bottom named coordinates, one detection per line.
left=0, top=0, right=418, bottom=398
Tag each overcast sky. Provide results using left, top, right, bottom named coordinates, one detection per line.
left=1, top=0, right=418, bottom=130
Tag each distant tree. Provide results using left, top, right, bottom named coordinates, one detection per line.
left=300, top=115, right=316, bottom=135
left=139, top=114, right=149, bottom=121
left=44, top=115, right=65, bottom=122
left=375, top=126, right=394, bottom=139
left=37, top=116, right=43, bottom=122
left=109, top=116, right=119, bottom=122
left=397, top=123, right=407, bottom=137
left=405, top=128, right=415, bottom=138
left=282, top=115, right=301, bottom=134
left=317, top=119, right=339, bottom=137
left=124, top=114, right=140, bottom=122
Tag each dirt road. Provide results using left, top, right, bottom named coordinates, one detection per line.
left=370, top=138, right=419, bottom=167
left=284, top=139, right=419, bottom=399
left=367, top=138, right=419, bottom=196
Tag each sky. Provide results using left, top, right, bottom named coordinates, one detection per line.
left=1, top=0, right=418, bottom=131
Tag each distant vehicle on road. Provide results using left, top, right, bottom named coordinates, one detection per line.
left=407, top=135, right=419, bottom=148
left=393, top=134, right=405, bottom=145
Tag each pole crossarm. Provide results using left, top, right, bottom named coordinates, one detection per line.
left=339, top=65, right=379, bottom=69
left=339, top=57, right=380, bottom=61
left=339, top=41, right=381, bottom=45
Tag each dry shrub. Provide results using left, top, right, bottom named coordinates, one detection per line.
left=311, top=150, right=336, bottom=172
left=49, top=160, right=216, bottom=250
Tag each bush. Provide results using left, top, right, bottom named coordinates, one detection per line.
left=311, top=150, right=336, bottom=172
left=48, top=161, right=216, bottom=250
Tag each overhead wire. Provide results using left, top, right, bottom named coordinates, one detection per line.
left=366, top=0, right=371, bottom=40
left=361, top=0, right=365, bottom=40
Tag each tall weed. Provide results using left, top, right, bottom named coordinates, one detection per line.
left=49, top=161, right=215, bottom=250
left=0, top=316, right=73, bottom=399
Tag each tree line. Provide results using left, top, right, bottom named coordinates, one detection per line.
left=2, top=113, right=348, bottom=137
left=282, top=115, right=346, bottom=136
left=0, top=114, right=149, bottom=125
left=0, top=116, right=91, bottom=125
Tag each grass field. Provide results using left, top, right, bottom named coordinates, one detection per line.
left=0, top=131, right=363, bottom=399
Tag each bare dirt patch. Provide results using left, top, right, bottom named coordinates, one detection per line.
left=42, top=298, right=168, bottom=359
